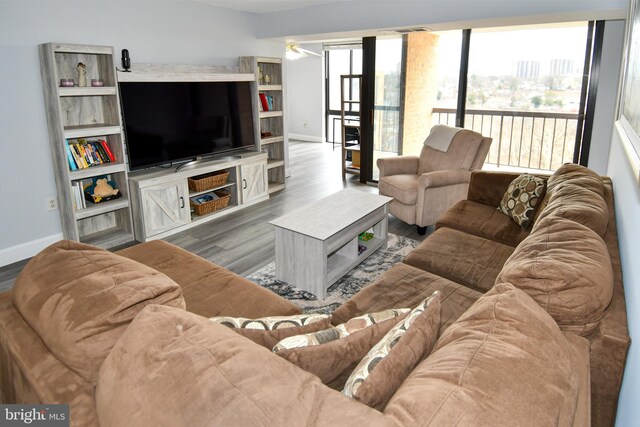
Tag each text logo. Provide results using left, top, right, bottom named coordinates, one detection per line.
left=1, top=405, right=68, bottom=426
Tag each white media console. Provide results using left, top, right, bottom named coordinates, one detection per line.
left=128, top=150, right=268, bottom=242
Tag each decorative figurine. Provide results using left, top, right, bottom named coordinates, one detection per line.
left=77, top=62, right=87, bottom=87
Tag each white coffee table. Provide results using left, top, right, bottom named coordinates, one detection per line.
left=270, top=190, right=392, bottom=298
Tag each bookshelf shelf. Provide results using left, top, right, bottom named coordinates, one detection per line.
left=258, top=84, right=283, bottom=91
left=63, top=124, right=121, bottom=139
left=240, top=56, right=286, bottom=194
left=259, top=111, right=283, bottom=118
left=59, top=87, right=117, bottom=96
left=69, top=163, right=126, bottom=180
left=260, top=136, right=284, bottom=145
left=39, top=42, right=134, bottom=249
left=268, top=182, right=286, bottom=194
left=75, top=199, right=129, bottom=220
left=267, top=159, right=285, bottom=169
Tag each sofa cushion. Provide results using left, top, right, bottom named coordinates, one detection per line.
left=0, top=291, right=98, bottom=426
left=418, top=129, right=483, bottom=174
left=377, top=174, right=419, bottom=205
left=12, top=240, right=185, bottom=382
left=546, top=162, right=605, bottom=196
left=534, top=183, right=609, bottom=237
left=333, top=263, right=481, bottom=335
left=274, top=312, right=408, bottom=390
left=497, top=173, right=547, bottom=229
left=404, top=227, right=515, bottom=293
left=497, top=216, right=613, bottom=336
left=343, top=292, right=441, bottom=411
left=210, top=313, right=332, bottom=349
left=96, top=304, right=390, bottom=427
left=116, top=240, right=301, bottom=318
left=436, top=200, right=530, bottom=246
left=383, top=283, right=590, bottom=426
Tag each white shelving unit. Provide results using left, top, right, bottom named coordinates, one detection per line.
left=39, top=42, right=134, bottom=248
left=239, top=56, right=287, bottom=194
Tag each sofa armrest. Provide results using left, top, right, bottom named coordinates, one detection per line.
left=377, top=156, right=419, bottom=178
left=419, top=169, right=472, bottom=189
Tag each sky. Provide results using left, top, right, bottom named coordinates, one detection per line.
left=439, top=23, right=589, bottom=77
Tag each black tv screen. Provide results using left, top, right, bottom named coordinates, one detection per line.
left=120, top=81, right=256, bottom=170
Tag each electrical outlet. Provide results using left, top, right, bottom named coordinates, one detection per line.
left=46, top=197, right=58, bottom=211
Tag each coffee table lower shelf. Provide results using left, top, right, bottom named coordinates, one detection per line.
left=326, top=236, right=386, bottom=285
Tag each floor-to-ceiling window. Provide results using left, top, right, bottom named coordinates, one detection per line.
left=372, top=36, right=403, bottom=180
left=324, top=21, right=595, bottom=181
left=463, top=23, right=589, bottom=171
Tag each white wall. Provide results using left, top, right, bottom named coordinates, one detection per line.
left=286, top=43, right=324, bottom=142
left=608, top=124, right=640, bottom=425
left=0, top=1, right=283, bottom=265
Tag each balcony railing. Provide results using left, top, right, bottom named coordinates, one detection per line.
left=432, top=108, right=579, bottom=171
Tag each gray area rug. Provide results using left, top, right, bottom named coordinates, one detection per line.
left=246, top=234, right=420, bottom=314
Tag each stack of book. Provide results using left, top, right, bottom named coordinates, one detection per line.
left=65, top=138, right=115, bottom=171
left=71, top=181, right=86, bottom=211
left=258, top=93, right=275, bottom=112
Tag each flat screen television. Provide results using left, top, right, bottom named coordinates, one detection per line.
left=119, top=81, right=256, bottom=170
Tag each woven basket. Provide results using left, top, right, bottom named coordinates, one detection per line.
left=188, top=170, right=229, bottom=192
left=190, top=189, right=231, bottom=216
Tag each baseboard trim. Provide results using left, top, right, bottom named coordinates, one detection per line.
left=0, top=233, right=64, bottom=267
left=289, top=133, right=323, bottom=143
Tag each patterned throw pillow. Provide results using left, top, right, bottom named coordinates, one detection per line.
left=273, top=308, right=409, bottom=352
left=498, top=174, right=547, bottom=229
left=210, top=313, right=332, bottom=349
left=342, top=291, right=441, bottom=410
left=273, top=309, right=410, bottom=390
left=210, top=313, right=329, bottom=330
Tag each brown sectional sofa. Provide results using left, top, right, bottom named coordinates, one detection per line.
left=0, top=240, right=302, bottom=426
left=0, top=164, right=630, bottom=426
left=335, top=164, right=630, bottom=427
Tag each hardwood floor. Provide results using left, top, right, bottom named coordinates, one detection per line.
left=0, top=141, right=430, bottom=291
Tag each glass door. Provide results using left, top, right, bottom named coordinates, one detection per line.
left=371, top=36, right=403, bottom=181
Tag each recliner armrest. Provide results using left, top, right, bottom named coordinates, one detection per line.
left=377, top=156, right=419, bottom=177
left=419, top=169, right=472, bottom=189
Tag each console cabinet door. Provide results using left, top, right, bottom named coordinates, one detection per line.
left=240, top=160, right=268, bottom=203
left=140, top=180, right=190, bottom=237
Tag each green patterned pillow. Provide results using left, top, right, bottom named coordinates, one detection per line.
left=210, top=313, right=329, bottom=330
left=273, top=308, right=409, bottom=352
left=498, top=173, right=547, bottom=229
left=342, top=291, right=441, bottom=410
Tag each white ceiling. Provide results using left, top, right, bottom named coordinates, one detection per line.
left=198, top=0, right=350, bottom=14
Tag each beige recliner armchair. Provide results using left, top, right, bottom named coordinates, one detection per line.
left=377, top=126, right=492, bottom=235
